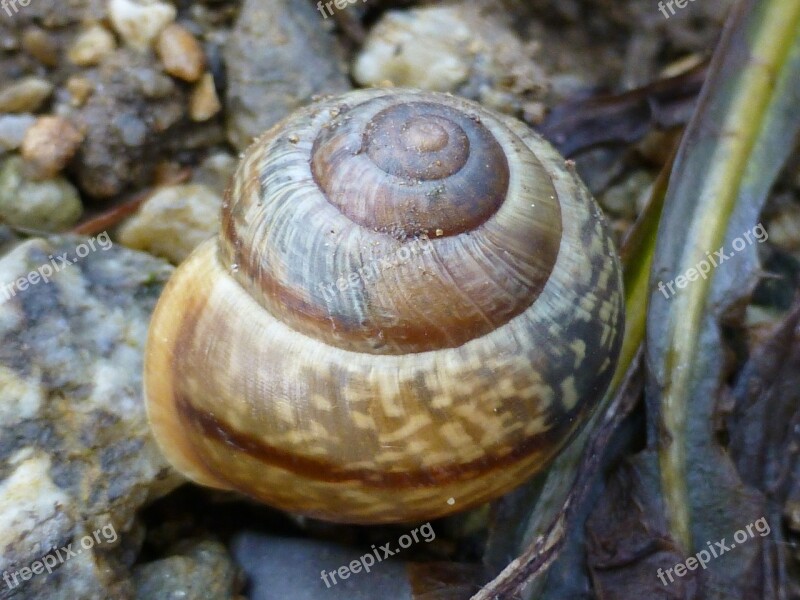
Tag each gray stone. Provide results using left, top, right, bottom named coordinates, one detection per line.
left=0, top=156, right=83, bottom=232
left=0, top=114, right=35, bottom=154
left=65, top=50, right=187, bottom=199
left=231, top=532, right=414, bottom=600
left=223, top=0, right=351, bottom=150
left=0, top=236, right=179, bottom=599
left=133, top=539, right=242, bottom=600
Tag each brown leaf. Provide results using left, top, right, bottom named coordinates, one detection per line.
left=538, top=63, right=706, bottom=158
left=587, top=454, right=699, bottom=600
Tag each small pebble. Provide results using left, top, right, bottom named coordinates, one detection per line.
left=65, top=76, right=95, bottom=107
left=0, top=78, right=53, bottom=114
left=21, top=116, right=85, bottom=179
left=192, top=152, right=237, bottom=196
left=118, top=184, right=222, bottom=263
left=0, top=30, right=18, bottom=52
left=189, top=73, right=221, bottom=122
left=130, top=67, right=176, bottom=99
left=133, top=540, right=242, bottom=599
left=21, top=27, right=59, bottom=67
left=109, top=0, right=177, bottom=52
left=0, top=114, right=36, bottom=154
left=353, top=8, right=471, bottom=92
left=68, top=24, right=116, bottom=67
left=0, top=156, right=83, bottom=232
left=156, top=23, right=205, bottom=82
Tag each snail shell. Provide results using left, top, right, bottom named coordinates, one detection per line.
left=144, top=89, right=624, bottom=524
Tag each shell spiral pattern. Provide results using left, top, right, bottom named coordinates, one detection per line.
left=145, top=89, right=625, bottom=524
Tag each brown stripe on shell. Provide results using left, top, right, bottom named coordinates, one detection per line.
left=173, top=384, right=584, bottom=489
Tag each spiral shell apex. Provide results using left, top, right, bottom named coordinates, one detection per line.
left=144, top=89, right=625, bottom=524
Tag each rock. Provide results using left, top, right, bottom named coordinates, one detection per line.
left=65, top=76, right=95, bottom=107
left=353, top=4, right=549, bottom=115
left=133, top=540, right=242, bottom=599
left=130, top=67, right=177, bottom=100
left=189, top=73, right=221, bottom=122
left=118, top=183, right=222, bottom=263
left=0, top=235, right=177, bottom=599
left=223, top=0, right=350, bottom=150
left=68, top=23, right=117, bottom=67
left=156, top=23, right=205, bottom=82
left=21, top=116, right=85, bottom=179
left=0, top=449, right=133, bottom=599
left=231, top=532, right=413, bottom=600
left=109, top=0, right=177, bottom=52
left=0, top=77, right=53, bottom=113
left=65, top=50, right=188, bottom=198
left=21, top=26, right=60, bottom=67
left=0, top=114, right=35, bottom=154
left=354, top=6, right=472, bottom=92
left=192, top=151, right=237, bottom=197
left=0, top=156, right=83, bottom=231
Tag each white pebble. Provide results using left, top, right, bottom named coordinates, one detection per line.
left=353, top=7, right=471, bottom=92
left=108, top=0, right=176, bottom=52
left=0, top=114, right=35, bottom=153
left=68, top=23, right=116, bottom=66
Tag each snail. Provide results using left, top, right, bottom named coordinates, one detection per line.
left=144, top=89, right=625, bottom=524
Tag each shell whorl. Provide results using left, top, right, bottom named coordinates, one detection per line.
left=313, top=100, right=510, bottom=235
left=144, top=89, right=625, bottom=524
left=220, top=91, right=562, bottom=354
